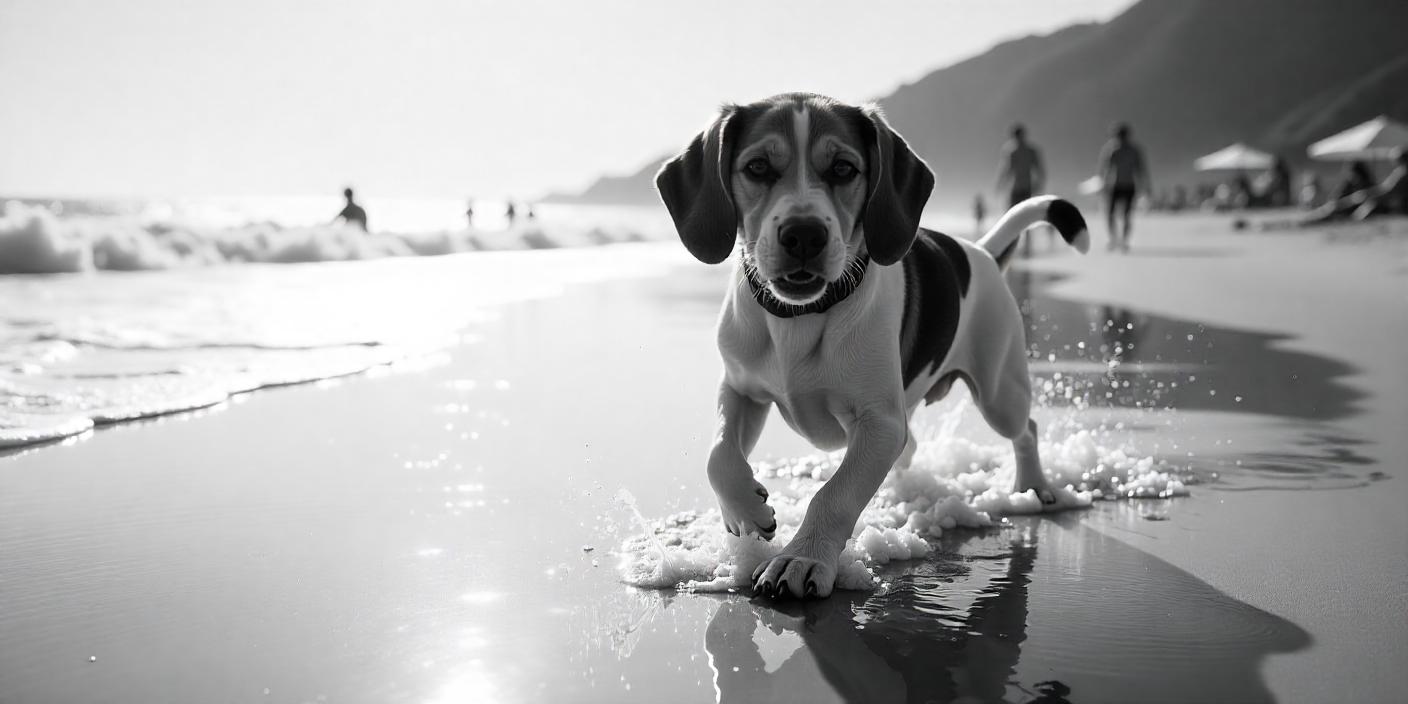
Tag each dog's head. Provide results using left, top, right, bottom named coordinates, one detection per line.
left=656, top=93, right=934, bottom=305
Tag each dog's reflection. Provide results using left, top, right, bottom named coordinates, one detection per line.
left=705, top=522, right=1064, bottom=704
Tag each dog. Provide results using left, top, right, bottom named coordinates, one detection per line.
left=656, top=93, right=1089, bottom=599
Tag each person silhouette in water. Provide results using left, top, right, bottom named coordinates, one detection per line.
left=334, top=188, right=368, bottom=231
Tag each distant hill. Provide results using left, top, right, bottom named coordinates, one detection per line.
left=1259, top=53, right=1408, bottom=149
left=541, top=163, right=662, bottom=206
left=548, top=0, right=1408, bottom=209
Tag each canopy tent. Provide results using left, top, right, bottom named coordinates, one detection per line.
left=1194, top=143, right=1274, bottom=171
left=1307, top=116, right=1408, bottom=161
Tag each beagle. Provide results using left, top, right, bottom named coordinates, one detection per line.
left=656, top=93, right=1089, bottom=599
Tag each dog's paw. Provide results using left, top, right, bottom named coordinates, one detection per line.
left=719, top=480, right=777, bottom=540
left=751, top=549, right=836, bottom=599
left=1015, top=477, right=1058, bottom=506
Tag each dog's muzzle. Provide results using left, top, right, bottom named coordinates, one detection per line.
left=771, top=217, right=829, bottom=299
left=777, top=218, right=828, bottom=262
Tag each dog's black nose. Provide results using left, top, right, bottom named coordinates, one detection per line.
left=777, top=219, right=828, bottom=261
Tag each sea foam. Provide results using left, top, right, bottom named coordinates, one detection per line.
left=617, top=399, right=1189, bottom=593
left=0, top=201, right=653, bottom=274
left=0, top=242, right=690, bottom=450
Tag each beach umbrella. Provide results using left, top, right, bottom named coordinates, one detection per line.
left=1307, top=116, right=1408, bottom=161
left=1194, top=143, right=1273, bottom=171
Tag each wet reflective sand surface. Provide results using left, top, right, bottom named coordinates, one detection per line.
left=1, top=218, right=1405, bottom=703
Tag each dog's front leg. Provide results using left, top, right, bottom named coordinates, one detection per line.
left=752, top=408, right=905, bottom=598
left=709, top=383, right=776, bottom=539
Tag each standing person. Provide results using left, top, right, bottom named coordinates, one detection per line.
left=465, top=199, right=475, bottom=228
left=972, top=193, right=987, bottom=235
left=1098, top=123, right=1150, bottom=252
left=997, top=123, right=1045, bottom=208
left=333, top=187, right=368, bottom=232
left=996, top=124, right=1045, bottom=254
left=1266, top=156, right=1292, bottom=207
left=504, top=201, right=517, bottom=227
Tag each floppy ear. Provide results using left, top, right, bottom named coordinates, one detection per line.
left=861, top=107, right=935, bottom=265
left=655, top=106, right=742, bottom=264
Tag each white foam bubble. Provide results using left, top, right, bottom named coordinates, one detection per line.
left=0, top=242, right=691, bottom=450
left=0, top=201, right=662, bottom=274
left=0, top=204, right=92, bottom=274
left=0, top=413, right=94, bottom=449
left=617, top=400, right=1189, bottom=593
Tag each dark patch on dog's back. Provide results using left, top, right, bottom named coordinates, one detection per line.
left=899, top=229, right=970, bottom=388
left=929, top=230, right=971, bottom=295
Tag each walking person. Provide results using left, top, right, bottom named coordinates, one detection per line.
left=996, top=124, right=1046, bottom=254
left=1098, top=123, right=1150, bottom=252
left=997, top=123, right=1045, bottom=207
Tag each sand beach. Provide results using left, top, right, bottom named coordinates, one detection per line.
left=2, top=212, right=1404, bottom=703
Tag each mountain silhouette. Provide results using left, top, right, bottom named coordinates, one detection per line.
left=546, top=0, right=1408, bottom=209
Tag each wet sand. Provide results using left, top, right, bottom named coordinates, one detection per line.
left=1019, top=213, right=1408, bottom=703
left=1, top=214, right=1405, bottom=702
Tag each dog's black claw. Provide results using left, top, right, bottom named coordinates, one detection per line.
left=805, top=581, right=817, bottom=597
left=776, top=580, right=789, bottom=598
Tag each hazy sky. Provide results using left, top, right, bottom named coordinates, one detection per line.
left=0, top=0, right=1135, bottom=200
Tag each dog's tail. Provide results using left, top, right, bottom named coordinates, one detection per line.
left=978, top=195, right=1090, bottom=270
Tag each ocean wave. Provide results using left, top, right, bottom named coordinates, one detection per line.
left=0, top=242, right=692, bottom=451
left=0, top=201, right=655, bottom=275
left=0, top=341, right=410, bottom=450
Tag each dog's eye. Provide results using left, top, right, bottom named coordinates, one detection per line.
left=743, top=158, right=774, bottom=181
left=829, top=160, right=858, bottom=181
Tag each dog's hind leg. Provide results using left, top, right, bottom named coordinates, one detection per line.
left=1012, top=418, right=1055, bottom=505
left=968, top=350, right=1057, bottom=506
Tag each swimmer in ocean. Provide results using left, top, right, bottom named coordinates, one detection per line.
left=334, top=187, right=368, bottom=232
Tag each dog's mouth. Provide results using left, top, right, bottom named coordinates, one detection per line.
left=768, top=270, right=827, bottom=303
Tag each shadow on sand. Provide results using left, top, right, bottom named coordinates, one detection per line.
left=1009, top=269, right=1363, bottom=422
left=1005, top=269, right=1377, bottom=491
left=703, top=515, right=1309, bottom=703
